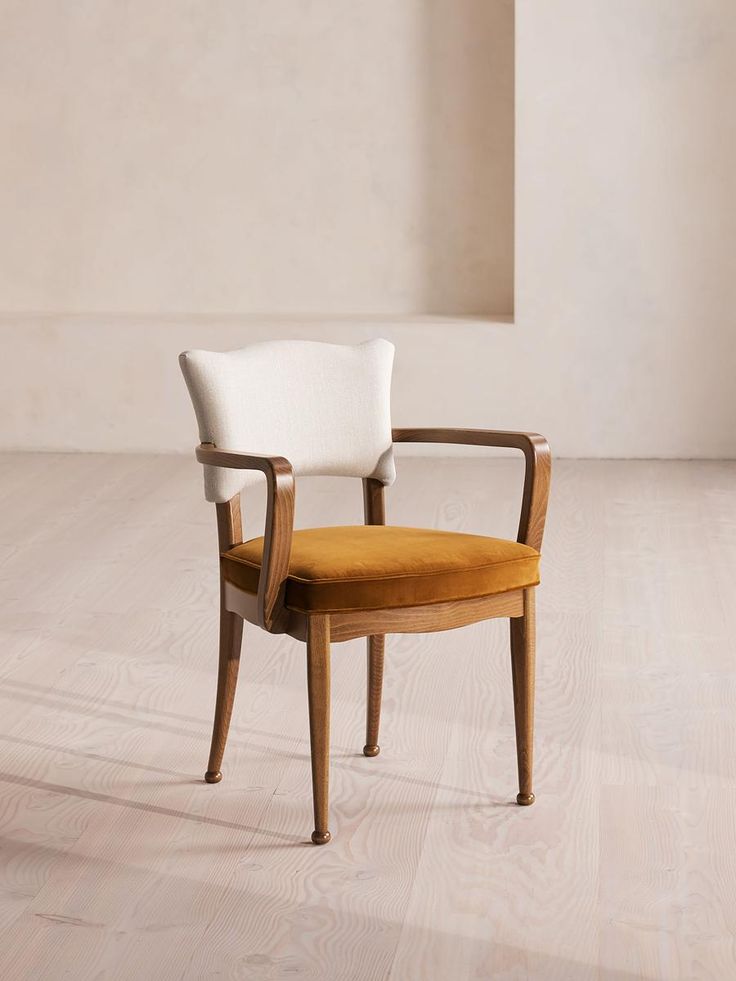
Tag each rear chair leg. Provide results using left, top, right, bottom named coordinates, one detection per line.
left=363, top=634, right=385, bottom=757
left=307, top=615, right=332, bottom=844
left=205, top=605, right=244, bottom=783
left=510, top=588, right=536, bottom=806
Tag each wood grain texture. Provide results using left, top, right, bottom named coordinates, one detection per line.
left=510, top=587, right=536, bottom=805
left=203, top=607, right=243, bottom=784
left=215, top=495, right=242, bottom=553
left=363, top=477, right=386, bottom=759
left=364, top=634, right=385, bottom=757
left=196, top=443, right=295, bottom=631
left=362, top=476, right=386, bottom=527
left=306, top=615, right=331, bottom=845
left=205, top=497, right=245, bottom=782
left=0, top=455, right=734, bottom=980
left=209, top=434, right=545, bottom=832
left=320, top=590, right=524, bottom=644
left=392, top=427, right=551, bottom=551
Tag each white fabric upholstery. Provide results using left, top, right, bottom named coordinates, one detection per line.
left=179, top=339, right=396, bottom=502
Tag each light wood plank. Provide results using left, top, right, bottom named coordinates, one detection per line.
left=0, top=456, right=734, bottom=980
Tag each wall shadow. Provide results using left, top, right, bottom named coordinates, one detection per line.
left=419, top=0, right=514, bottom=314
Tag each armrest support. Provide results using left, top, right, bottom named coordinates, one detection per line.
left=195, top=443, right=295, bottom=631
left=391, top=428, right=551, bottom=551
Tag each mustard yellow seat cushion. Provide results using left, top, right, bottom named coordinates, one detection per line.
left=222, top=526, right=540, bottom=614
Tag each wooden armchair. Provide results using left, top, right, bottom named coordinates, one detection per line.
left=180, top=340, right=551, bottom=844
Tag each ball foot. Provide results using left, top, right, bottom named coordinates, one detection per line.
left=516, top=792, right=535, bottom=806
left=205, top=770, right=223, bottom=784
left=363, top=744, right=380, bottom=758
left=311, top=830, right=331, bottom=845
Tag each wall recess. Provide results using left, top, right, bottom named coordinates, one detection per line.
left=0, top=1, right=514, bottom=318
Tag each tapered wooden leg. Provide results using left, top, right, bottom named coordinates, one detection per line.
left=204, top=604, right=244, bottom=784
left=307, top=615, right=331, bottom=844
left=363, top=634, right=385, bottom=757
left=510, top=587, right=536, bottom=806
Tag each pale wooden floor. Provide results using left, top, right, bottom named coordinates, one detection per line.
left=0, top=454, right=734, bottom=980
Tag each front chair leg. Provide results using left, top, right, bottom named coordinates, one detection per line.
left=307, top=615, right=332, bottom=844
left=205, top=604, right=244, bottom=784
left=363, top=634, right=385, bottom=757
left=510, top=588, right=536, bottom=806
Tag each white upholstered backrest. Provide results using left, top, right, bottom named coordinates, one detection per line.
left=179, top=339, right=396, bottom=503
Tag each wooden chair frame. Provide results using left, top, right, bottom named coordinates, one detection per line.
left=196, top=429, right=551, bottom=844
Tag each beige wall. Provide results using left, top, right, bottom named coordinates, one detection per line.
left=2, top=0, right=735, bottom=459
left=0, top=0, right=513, bottom=316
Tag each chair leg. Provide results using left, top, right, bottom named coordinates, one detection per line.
left=307, top=615, right=331, bottom=844
left=204, top=604, right=244, bottom=784
left=363, top=634, right=385, bottom=757
left=510, top=587, right=536, bottom=806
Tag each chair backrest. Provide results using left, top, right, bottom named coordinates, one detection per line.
left=179, top=338, right=396, bottom=503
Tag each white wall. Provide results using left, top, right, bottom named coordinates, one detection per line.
left=2, top=0, right=735, bottom=459
left=0, top=0, right=513, bottom=316
left=516, top=0, right=736, bottom=458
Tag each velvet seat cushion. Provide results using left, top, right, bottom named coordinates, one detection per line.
left=222, top=526, right=540, bottom=614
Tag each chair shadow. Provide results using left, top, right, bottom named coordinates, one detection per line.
left=0, top=769, right=303, bottom=845
left=0, top=676, right=505, bottom=803
left=0, top=834, right=663, bottom=980
left=1, top=732, right=196, bottom=780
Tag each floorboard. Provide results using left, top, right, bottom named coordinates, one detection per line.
left=0, top=455, right=734, bottom=979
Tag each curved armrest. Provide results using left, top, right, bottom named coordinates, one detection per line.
left=392, top=428, right=551, bottom=551
left=195, top=443, right=295, bottom=631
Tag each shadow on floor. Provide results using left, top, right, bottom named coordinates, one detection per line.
left=0, top=677, right=507, bottom=803
left=0, top=832, right=662, bottom=980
